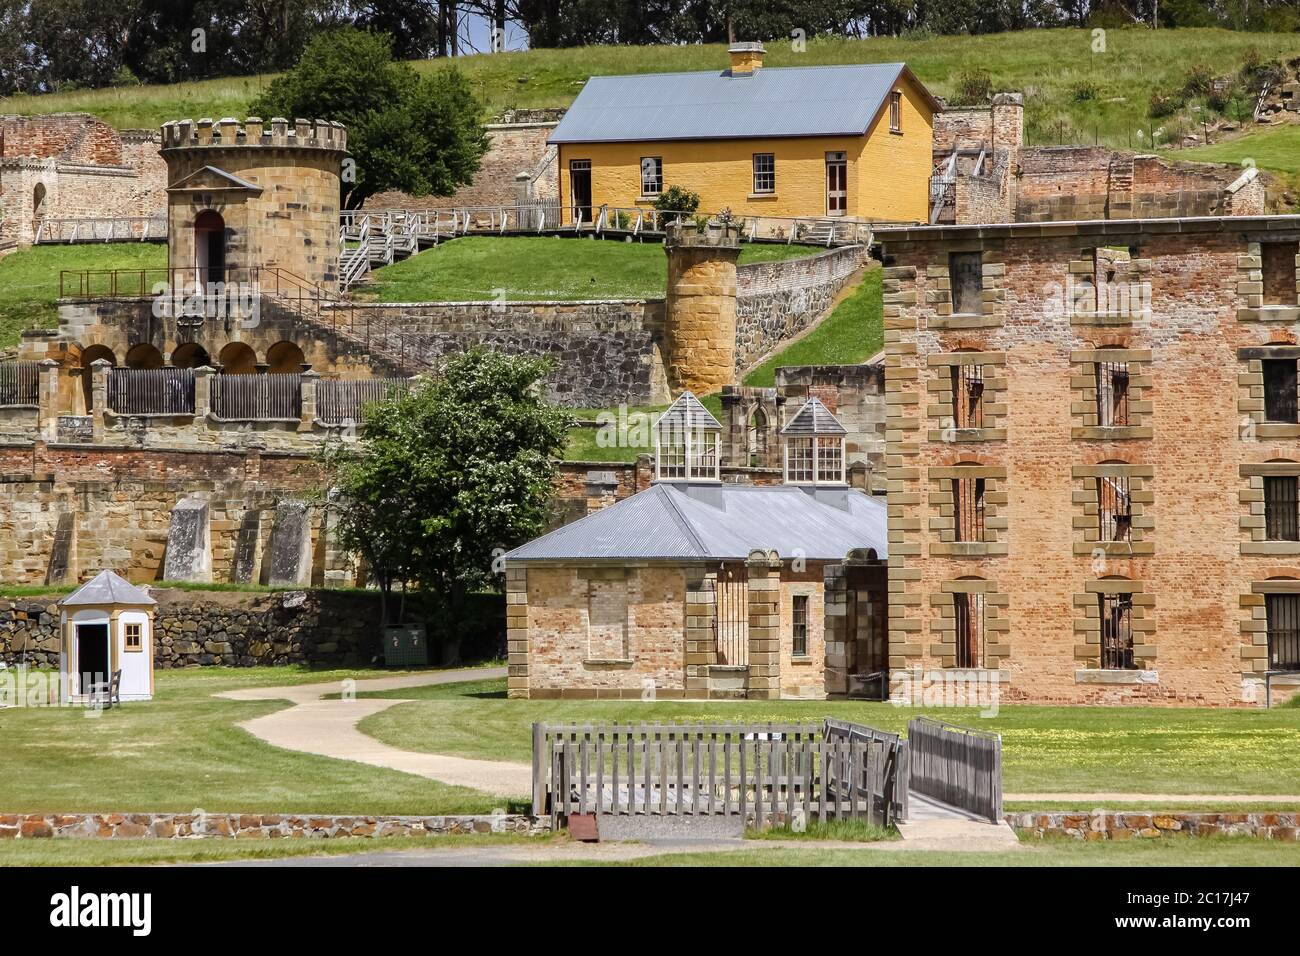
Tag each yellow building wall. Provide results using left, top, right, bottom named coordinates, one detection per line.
left=557, top=72, right=934, bottom=224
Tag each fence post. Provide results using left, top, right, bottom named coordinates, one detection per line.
left=299, top=369, right=319, bottom=432
left=89, top=358, right=111, bottom=441
left=37, top=359, right=60, bottom=440
left=192, top=365, right=214, bottom=420
left=532, top=723, right=546, bottom=816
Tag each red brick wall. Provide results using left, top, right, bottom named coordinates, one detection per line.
left=1, top=114, right=124, bottom=165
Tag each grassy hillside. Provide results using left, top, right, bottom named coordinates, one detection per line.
left=358, top=235, right=815, bottom=302
left=1171, top=124, right=1300, bottom=193
left=4, top=29, right=1297, bottom=152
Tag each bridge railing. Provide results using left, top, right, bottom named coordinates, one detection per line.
left=906, top=716, right=1002, bottom=823
left=34, top=216, right=167, bottom=244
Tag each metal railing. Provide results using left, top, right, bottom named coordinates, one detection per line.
left=533, top=719, right=907, bottom=829
left=0, top=361, right=39, bottom=407
left=211, top=372, right=302, bottom=421
left=34, top=216, right=167, bottom=244
left=106, top=368, right=195, bottom=416
left=906, top=717, right=1002, bottom=823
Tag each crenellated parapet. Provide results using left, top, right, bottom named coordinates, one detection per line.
left=160, top=117, right=348, bottom=153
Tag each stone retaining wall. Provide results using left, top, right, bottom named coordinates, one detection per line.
left=0, top=812, right=549, bottom=840
left=734, top=246, right=867, bottom=371
left=1007, top=810, right=1299, bottom=840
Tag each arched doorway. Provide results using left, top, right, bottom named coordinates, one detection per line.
left=125, top=343, right=164, bottom=370
left=80, top=344, right=116, bottom=412
left=32, top=183, right=47, bottom=235
left=170, top=342, right=212, bottom=369
left=217, top=342, right=257, bottom=374
left=266, top=341, right=306, bottom=374
left=194, top=209, right=226, bottom=286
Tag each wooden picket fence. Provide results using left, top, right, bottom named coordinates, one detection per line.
left=315, top=377, right=409, bottom=426
left=106, top=368, right=195, bottom=415
left=906, top=716, right=1002, bottom=823
left=533, top=720, right=906, bottom=830
left=0, top=361, right=39, bottom=407
left=211, top=373, right=302, bottom=421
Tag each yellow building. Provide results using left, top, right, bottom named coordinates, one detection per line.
left=549, top=43, right=940, bottom=226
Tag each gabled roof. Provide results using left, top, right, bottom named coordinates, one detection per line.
left=60, top=570, right=156, bottom=607
left=782, top=397, right=847, bottom=436
left=505, top=482, right=887, bottom=563
left=549, top=63, right=938, bottom=144
left=656, top=391, right=722, bottom=432
left=166, top=164, right=263, bottom=194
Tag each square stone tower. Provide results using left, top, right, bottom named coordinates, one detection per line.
left=160, top=117, right=348, bottom=290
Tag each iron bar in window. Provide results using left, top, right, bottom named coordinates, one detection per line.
left=954, top=592, right=984, bottom=668
left=1097, top=475, right=1132, bottom=543
left=1095, top=360, right=1130, bottom=427
left=953, top=477, right=986, bottom=543
left=950, top=364, right=984, bottom=429
left=1099, top=593, right=1135, bottom=670
left=1263, top=359, right=1298, bottom=424
left=1266, top=593, right=1300, bottom=671
left=1265, top=476, right=1300, bottom=541
left=712, top=562, right=749, bottom=666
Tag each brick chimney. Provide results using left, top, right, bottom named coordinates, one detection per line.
left=728, top=42, right=765, bottom=76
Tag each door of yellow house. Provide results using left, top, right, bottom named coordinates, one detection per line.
left=569, top=159, right=592, bottom=224
left=825, top=152, right=847, bottom=217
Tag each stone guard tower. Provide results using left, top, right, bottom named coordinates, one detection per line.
left=160, top=117, right=348, bottom=289
left=663, top=220, right=742, bottom=395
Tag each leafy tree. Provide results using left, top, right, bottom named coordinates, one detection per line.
left=654, top=184, right=702, bottom=214
left=321, top=350, right=571, bottom=650
left=251, top=28, right=488, bottom=208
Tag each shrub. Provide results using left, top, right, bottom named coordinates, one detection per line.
left=949, top=68, right=993, bottom=107
left=1069, top=79, right=1100, bottom=103
left=1148, top=91, right=1183, bottom=118
left=653, top=184, right=700, bottom=215
left=1181, top=63, right=1217, bottom=99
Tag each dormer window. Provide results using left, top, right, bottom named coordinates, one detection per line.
left=781, top=398, right=847, bottom=485
left=654, top=391, right=722, bottom=482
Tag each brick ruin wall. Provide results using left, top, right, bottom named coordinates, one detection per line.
left=369, top=112, right=562, bottom=211
left=734, top=245, right=867, bottom=371
left=878, top=218, right=1300, bottom=707
left=0, top=114, right=166, bottom=245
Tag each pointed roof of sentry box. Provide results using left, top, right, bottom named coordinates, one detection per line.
left=781, top=397, right=847, bottom=436
left=655, top=391, right=722, bottom=432
left=60, top=570, right=156, bottom=607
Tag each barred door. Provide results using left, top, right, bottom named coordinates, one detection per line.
left=712, top=562, right=748, bottom=666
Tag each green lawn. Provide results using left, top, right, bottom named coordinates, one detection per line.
left=1169, top=123, right=1300, bottom=203
left=0, top=666, right=504, bottom=816
left=0, top=243, right=166, bottom=349
left=4, top=29, right=1296, bottom=160
left=356, top=235, right=816, bottom=303
left=357, top=678, right=1300, bottom=798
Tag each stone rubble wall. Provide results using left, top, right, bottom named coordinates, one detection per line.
left=735, top=245, right=867, bottom=372
left=1008, top=810, right=1299, bottom=841
left=0, top=812, right=549, bottom=840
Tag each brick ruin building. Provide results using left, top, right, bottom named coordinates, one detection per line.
left=874, top=214, right=1300, bottom=707
left=0, top=113, right=166, bottom=246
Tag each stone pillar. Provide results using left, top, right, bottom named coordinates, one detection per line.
left=37, top=359, right=61, bottom=440
left=663, top=220, right=741, bottom=395
left=299, top=369, right=319, bottom=432
left=990, top=92, right=1024, bottom=152
left=746, top=549, right=782, bottom=700
left=684, top=567, right=716, bottom=699
left=823, top=563, right=849, bottom=696
left=506, top=566, right=530, bottom=698
left=193, top=365, right=214, bottom=419
left=89, top=358, right=111, bottom=442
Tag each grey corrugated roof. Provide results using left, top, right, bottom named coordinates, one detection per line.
left=61, top=570, right=156, bottom=607
left=656, top=391, right=722, bottom=432
left=781, top=397, right=847, bottom=436
left=505, top=482, right=887, bottom=563
left=550, top=63, right=933, bottom=144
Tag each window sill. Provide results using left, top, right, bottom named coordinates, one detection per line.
left=747, top=192, right=778, bottom=200
left=583, top=658, right=633, bottom=669
left=1241, top=541, right=1300, bottom=555
left=929, top=541, right=1007, bottom=558
left=1075, top=669, right=1159, bottom=685
left=928, top=314, right=1003, bottom=331
left=889, top=129, right=902, bottom=136
left=1239, top=305, right=1300, bottom=323
left=1254, top=422, right=1300, bottom=440
left=927, top=427, right=1006, bottom=442
left=635, top=196, right=661, bottom=204
left=1072, top=541, right=1154, bottom=556
left=790, top=655, right=814, bottom=665
left=1071, top=425, right=1152, bottom=441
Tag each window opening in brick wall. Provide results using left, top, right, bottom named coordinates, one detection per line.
left=954, top=592, right=985, bottom=668
left=747, top=408, right=768, bottom=466
left=1262, top=241, right=1299, bottom=307
left=953, top=476, right=986, bottom=542
left=1098, top=475, right=1132, bottom=543
left=1095, top=357, right=1130, bottom=427
left=792, top=594, right=809, bottom=657
left=949, top=252, right=983, bottom=315
left=950, top=364, right=984, bottom=428
left=713, top=562, right=749, bottom=666
left=1265, top=475, right=1300, bottom=541
left=752, top=153, right=775, bottom=194
left=1263, top=359, right=1298, bottom=423
left=640, top=156, right=663, bottom=196
left=1266, top=592, right=1300, bottom=670
left=1099, top=592, right=1135, bottom=670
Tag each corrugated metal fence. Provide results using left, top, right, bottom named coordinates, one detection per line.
left=316, top=378, right=408, bottom=426
left=211, top=373, right=302, bottom=421
left=106, top=368, right=195, bottom=415
left=0, top=361, right=39, bottom=407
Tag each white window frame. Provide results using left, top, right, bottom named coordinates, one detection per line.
left=640, top=156, right=663, bottom=197
left=654, top=426, right=719, bottom=481
left=783, top=435, right=845, bottom=485
left=752, top=153, right=775, bottom=194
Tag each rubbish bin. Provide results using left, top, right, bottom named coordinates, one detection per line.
left=383, top=624, right=428, bottom=667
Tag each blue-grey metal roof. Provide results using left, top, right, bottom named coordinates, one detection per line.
left=505, top=482, right=887, bottom=563
left=656, top=391, right=722, bottom=432
left=61, top=570, right=156, bottom=607
left=782, top=397, right=847, bottom=436
left=549, top=63, right=932, bottom=144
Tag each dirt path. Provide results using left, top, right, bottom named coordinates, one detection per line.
left=217, top=667, right=533, bottom=799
